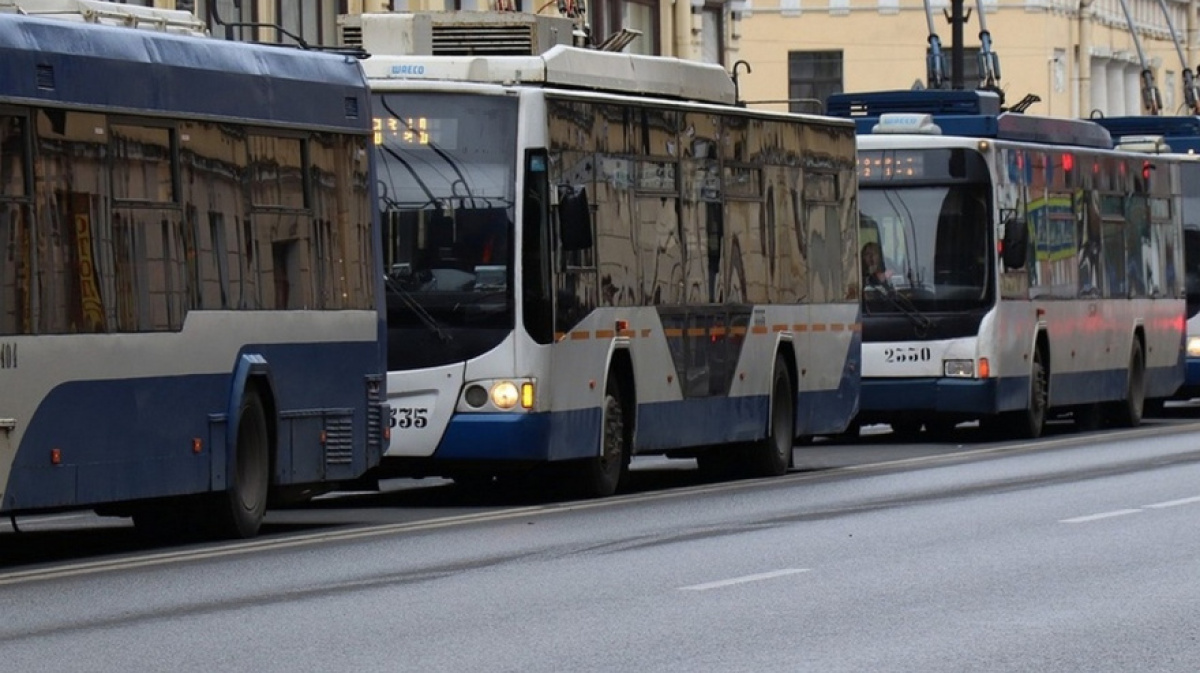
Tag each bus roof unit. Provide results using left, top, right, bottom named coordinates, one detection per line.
left=352, top=11, right=737, bottom=106
left=1092, top=115, right=1200, bottom=154
left=0, top=12, right=365, bottom=129
left=0, top=0, right=206, bottom=35
left=827, top=89, right=1113, bottom=149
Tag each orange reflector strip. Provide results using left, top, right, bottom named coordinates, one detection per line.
left=50, top=448, right=61, bottom=465
left=192, top=438, right=203, bottom=454
left=319, top=430, right=327, bottom=445
left=979, top=358, right=990, bottom=379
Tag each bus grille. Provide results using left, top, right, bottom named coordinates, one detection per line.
left=365, top=374, right=384, bottom=463
left=431, top=24, right=533, bottom=55
left=324, top=416, right=354, bottom=466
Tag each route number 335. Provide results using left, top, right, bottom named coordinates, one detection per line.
left=391, top=407, right=429, bottom=429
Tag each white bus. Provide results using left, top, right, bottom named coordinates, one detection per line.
left=827, top=89, right=1185, bottom=438
left=349, top=12, right=861, bottom=496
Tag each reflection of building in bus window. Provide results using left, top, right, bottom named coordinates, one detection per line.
left=861, top=241, right=893, bottom=286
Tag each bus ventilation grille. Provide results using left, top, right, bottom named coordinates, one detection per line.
left=366, top=375, right=384, bottom=460
left=431, top=24, right=534, bottom=55
left=341, top=24, right=363, bottom=48
left=36, top=65, right=55, bottom=90
left=324, top=416, right=354, bottom=466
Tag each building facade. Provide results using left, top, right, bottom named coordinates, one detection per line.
left=20, top=0, right=1200, bottom=120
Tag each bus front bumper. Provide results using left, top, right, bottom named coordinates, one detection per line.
left=859, top=377, right=1002, bottom=421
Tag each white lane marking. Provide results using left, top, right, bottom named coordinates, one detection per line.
left=1060, top=509, right=1143, bottom=524
left=678, top=568, right=810, bottom=592
left=1143, top=495, right=1200, bottom=509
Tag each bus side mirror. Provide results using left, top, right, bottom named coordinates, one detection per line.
left=558, top=186, right=593, bottom=252
left=1001, top=213, right=1028, bottom=270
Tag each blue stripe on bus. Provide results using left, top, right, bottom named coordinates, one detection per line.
left=432, top=380, right=863, bottom=462
left=860, top=377, right=1007, bottom=415
left=433, top=412, right=556, bottom=461
left=1174, top=358, right=1200, bottom=399
left=5, top=341, right=377, bottom=512
left=635, top=396, right=768, bottom=451
left=860, top=364, right=1182, bottom=416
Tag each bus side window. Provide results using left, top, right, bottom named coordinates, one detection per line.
left=558, top=186, right=593, bottom=252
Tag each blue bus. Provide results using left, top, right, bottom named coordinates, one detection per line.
left=0, top=9, right=387, bottom=537
left=1087, top=115, right=1200, bottom=406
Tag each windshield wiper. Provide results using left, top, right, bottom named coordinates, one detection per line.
left=385, top=274, right=453, bottom=344
left=864, top=282, right=933, bottom=337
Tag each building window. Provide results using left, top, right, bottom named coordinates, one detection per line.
left=926, top=46, right=984, bottom=89
left=788, top=50, right=842, bottom=114
left=278, top=0, right=341, bottom=46
left=204, top=0, right=255, bottom=40
left=700, top=4, right=725, bottom=65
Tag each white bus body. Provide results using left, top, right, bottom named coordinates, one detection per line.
left=355, top=12, right=861, bottom=495
left=829, top=90, right=1185, bottom=438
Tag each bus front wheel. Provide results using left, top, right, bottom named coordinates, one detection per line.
left=573, top=379, right=629, bottom=498
left=212, top=389, right=270, bottom=538
left=1109, top=341, right=1145, bottom=428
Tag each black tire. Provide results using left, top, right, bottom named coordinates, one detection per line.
left=1013, top=346, right=1048, bottom=439
left=211, top=390, right=270, bottom=538
left=574, top=379, right=629, bottom=498
left=747, top=357, right=794, bottom=477
left=1111, top=341, right=1146, bottom=428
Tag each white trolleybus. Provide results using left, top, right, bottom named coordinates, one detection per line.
left=346, top=11, right=861, bottom=496
left=1086, top=116, right=1200, bottom=405
left=0, top=3, right=388, bottom=538
left=826, top=89, right=1185, bottom=439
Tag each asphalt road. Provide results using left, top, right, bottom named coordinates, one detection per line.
left=3, top=412, right=1200, bottom=671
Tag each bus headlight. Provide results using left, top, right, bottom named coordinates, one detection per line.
left=1188, top=336, right=1200, bottom=357
left=464, top=384, right=489, bottom=408
left=944, top=359, right=974, bottom=378
left=459, top=378, right=537, bottom=412
left=491, top=381, right=520, bottom=409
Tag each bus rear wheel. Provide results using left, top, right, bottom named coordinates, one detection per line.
left=210, top=390, right=270, bottom=538
left=748, top=357, right=794, bottom=477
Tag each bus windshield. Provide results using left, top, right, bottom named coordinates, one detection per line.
left=859, top=184, right=993, bottom=312
left=374, top=92, right=519, bottom=368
